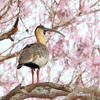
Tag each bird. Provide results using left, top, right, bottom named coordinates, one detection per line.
left=17, top=25, right=63, bottom=84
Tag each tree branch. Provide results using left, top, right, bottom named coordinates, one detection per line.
left=0, top=82, right=71, bottom=100
left=0, top=17, right=19, bottom=41
left=0, top=82, right=100, bottom=100
left=0, top=51, right=20, bottom=62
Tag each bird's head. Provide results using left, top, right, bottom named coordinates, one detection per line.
left=35, top=25, right=64, bottom=45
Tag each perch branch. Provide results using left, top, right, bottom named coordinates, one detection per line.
left=0, top=82, right=71, bottom=100
left=0, top=82, right=100, bottom=100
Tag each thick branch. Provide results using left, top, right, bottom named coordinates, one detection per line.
left=0, top=17, right=19, bottom=41
left=0, top=82, right=100, bottom=100
left=0, top=82, right=71, bottom=100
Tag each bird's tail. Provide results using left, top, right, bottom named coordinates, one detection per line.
left=17, top=64, right=22, bottom=69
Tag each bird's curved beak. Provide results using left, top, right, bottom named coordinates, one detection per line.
left=43, top=27, right=65, bottom=37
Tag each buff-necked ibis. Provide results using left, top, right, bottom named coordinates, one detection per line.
left=17, top=25, right=63, bottom=84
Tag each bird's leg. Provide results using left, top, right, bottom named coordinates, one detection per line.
left=37, top=68, right=40, bottom=82
left=31, top=69, right=34, bottom=84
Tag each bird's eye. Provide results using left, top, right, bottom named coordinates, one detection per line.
left=44, top=30, right=46, bottom=35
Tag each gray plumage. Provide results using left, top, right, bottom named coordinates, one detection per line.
left=17, top=43, right=49, bottom=70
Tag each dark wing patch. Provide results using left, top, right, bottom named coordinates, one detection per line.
left=23, top=62, right=39, bottom=70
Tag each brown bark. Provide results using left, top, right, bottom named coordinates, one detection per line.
left=0, top=82, right=100, bottom=100
left=0, top=17, right=19, bottom=41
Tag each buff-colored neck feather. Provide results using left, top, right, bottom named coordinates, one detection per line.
left=35, top=28, right=46, bottom=45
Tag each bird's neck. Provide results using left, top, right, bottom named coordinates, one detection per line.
left=37, top=37, right=46, bottom=45
left=35, top=32, right=46, bottom=45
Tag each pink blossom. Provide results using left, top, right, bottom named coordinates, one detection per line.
left=0, top=0, right=5, bottom=9
left=57, top=9, right=65, bottom=18
left=94, top=52, right=100, bottom=66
